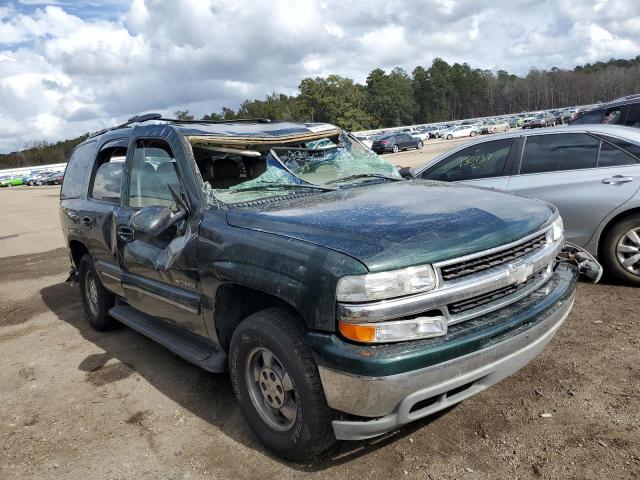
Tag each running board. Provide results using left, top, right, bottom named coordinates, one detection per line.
left=109, top=304, right=228, bottom=373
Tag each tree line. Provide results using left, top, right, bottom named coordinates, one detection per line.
left=3, top=56, right=640, bottom=168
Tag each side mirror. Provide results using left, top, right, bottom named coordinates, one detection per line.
left=396, top=166, right=417, bottom=179
left=130, top=206, right=186, bottom=238
left=130, top=206, right=173, bottom=237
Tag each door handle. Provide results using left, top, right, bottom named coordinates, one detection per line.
left=81, top=216, right=93, bottom=229
left=602, top=175, right=634, bottom=184
left=117, top=226, right=135, bottom=242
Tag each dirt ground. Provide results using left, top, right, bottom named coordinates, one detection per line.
left=1, top=175, right=639, bottom=479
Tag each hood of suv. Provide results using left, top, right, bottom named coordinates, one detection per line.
left=225, top=180, right=555, bottom=273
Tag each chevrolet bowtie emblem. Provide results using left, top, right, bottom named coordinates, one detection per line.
left=508, top=263, right=534, bottom=285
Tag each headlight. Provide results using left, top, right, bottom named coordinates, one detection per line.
left=336, top=265, right=437, bottom=302
left=551, top=216, right=564, bottom=242
left=339, top=316, right=447, bottom=343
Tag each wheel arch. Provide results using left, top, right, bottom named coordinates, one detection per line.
left=596, top=206, right=640, bottom=258
left=213, top=283, right=303, bottom=353
left=68, top=239, right=90, bottom=268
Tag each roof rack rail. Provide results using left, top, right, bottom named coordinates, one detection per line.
left=158, top=117, right=272, bottom=124
left=89, top=112, right=163, bottom=138
left=88, top=114, right=273, bottom=138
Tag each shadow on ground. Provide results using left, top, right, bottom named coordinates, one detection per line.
left=40, top=280, right=448, bottom=470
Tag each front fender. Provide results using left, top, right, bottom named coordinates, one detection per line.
left=198, top=212, right=367, bottom=332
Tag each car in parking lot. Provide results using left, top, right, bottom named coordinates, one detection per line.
left=571, top=94, right=640, bottom=129
left=0, top=175, right=24, bottom=187
left=46, top=172, right=64, bottom=185
left=432, top=124, right=453, bottom=138
left=59, top=114, right=597, bottom=461
left=442, top=125, right=478, bottom=140
left=371, top=132, right=423, bottom=153
left=524, top=112, right=556, bottom=128
left=480, top=120, right=510, bottom=134
left=417, top=124, right=640, bottom=285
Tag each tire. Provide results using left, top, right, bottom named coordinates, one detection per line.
left=229, top=308, right=335, bottom=462
left=392, top=144, right=399, bottom=153
left=470, top=131, right=476, bottom=137
left=446, top=134, right=453, bottom=140
left=601, top=215, right=640, bottom=286
left=78, top=254, right=116, bottom=331
left=417, top=141, right=423, bottom=149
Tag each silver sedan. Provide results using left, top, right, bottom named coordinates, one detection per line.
left=416, top=124, right=640, bottom=285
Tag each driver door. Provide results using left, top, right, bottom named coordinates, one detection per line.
left=115, top=137, right=205, bottom=336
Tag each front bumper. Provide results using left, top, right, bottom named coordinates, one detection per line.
left=314, top=263, right=577, bottom=441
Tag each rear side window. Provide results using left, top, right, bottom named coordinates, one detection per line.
left=571, top=109, right=604, bottom=125
left=92, top=162, right=124, bottom=203
left=520, top=133, right=599, bottom=174
left=599, top=135, right=640, bottom=159
left=598, top=137, right=640, bottom=167
left=423, top=139, right=513, bottom=181
left=625, top=103, right=640, bottom=128
left=89, top=142, right=127, bottom=203
left=61, top=141, right=96, bottom=199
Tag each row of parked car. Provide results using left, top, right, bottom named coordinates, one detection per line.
left=0, top=170, right=64, bottom=187
left=354, top=104, right=602, bottom=154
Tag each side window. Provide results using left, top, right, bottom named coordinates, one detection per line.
left=128, top=140, right=181, bottom=208
left=520, top=134, right=599, bottom=174
left=571, top=109, right=604, bottom=125
left=599, top=135, right=640, bottom=159
left=422, top=139, right=513, bottom=182
left=625, top=103, right=640, bottom=128
left=598, top=140, right=640, bottom=167
left=61, top=141, right=96, bottom=199
left=89, top=143, right=127, bottom=203
left=602, top=106, right=625, bottom=125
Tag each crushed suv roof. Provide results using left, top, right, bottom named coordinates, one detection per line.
left=88, top=113, right=341, bottom=143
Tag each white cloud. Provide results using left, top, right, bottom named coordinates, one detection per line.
left=0, top=0, right=639, bottom=152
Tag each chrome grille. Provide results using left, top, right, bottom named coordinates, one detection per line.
left=448, top=270, right=546, bottom=315
left=440, top=233, right=547, bottom=281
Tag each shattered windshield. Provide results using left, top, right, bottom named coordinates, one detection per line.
left=198, top=131, right=401, bottom=205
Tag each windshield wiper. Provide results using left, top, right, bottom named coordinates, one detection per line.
left=228, top=182, right=336, bottom=194
left=325, top=173, right=403, bottom=185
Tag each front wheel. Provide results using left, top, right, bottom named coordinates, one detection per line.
left=417, top=141, right=423, bottom=149
left=230, top=308, right=335, bottom=462
left=601, top=216, right=640, bottom=286
left=446, top=134, right=453, bottom=140
left=470, top=131, right=476, bottom=137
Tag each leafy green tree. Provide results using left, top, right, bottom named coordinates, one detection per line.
left=365, top=67, right=414, bottom=127
left=174, top=110, right=195, bottom=120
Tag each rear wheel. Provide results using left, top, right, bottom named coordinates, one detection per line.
left=601, top=215, right=640, bottom=286
left=417, top=141, right=423, bottom=149
left=229, top=308, right=335, bottom=462
left=78, top=254, right=116, bottom=331
left=446, top=134, right=453, bottom=140
left=392, top=144, right=399, bottom=153
left=470, top=131, right=476, bottom=137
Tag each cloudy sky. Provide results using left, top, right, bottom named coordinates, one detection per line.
left=0, top=0, right=639, bottom=153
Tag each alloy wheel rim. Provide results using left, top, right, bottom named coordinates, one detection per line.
left=245, top=347, right=298, bottom=431
left=616, top=227, right=640, bottom=275
left=85, top=270, right=99, bottom=316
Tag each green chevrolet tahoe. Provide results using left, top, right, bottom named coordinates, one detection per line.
left=59, top=114, right=600, bottom=461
